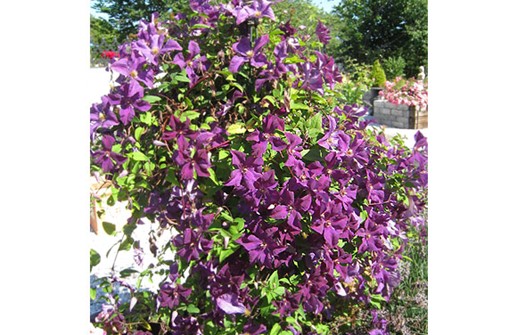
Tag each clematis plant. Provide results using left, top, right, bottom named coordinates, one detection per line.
left=90, top=1, right=428, bottom=335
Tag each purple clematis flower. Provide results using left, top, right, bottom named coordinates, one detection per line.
left=216, top=293, right=247, bottom=314
left=246, top=113, right=286, bottom=156
left=110, top=52, right=155, bottom=88
left=270, top=187, right=311, bottom=231
left=172, top=226, right=213, bottom=261
left=90, top=97, right=119, bottom=138
left=316, top=21, right=331, bottom=45
left=229, top=35, right=269, bottom=73
left=314, top=51, right=342, bottom=89
left=173, top=136, right=211, bottom=180
left=245, top=0, right=276, bottom=22
left=224, top=150, right=263, bottom=190
left=242, top=323, right=267, bottom=335
left=106, top=80, right=151, bottom=125
left=298, top=61, right=324, bottom=95
left=157, top=282, right=192, bottom=309
left=173, top=40, right=211, bottom=87
left=238, top=229, right=287, bottom=267
left=92, top=135, right=126, bottom=172
left=135, top=34, right=182, bottom=65
left=162, top=115, right=196, bottom=142
left=311, top=201, right=348, bottom=247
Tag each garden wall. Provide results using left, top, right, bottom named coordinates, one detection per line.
left=373, top=100, right=428, bottom=129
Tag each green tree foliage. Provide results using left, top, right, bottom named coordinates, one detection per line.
left=333, top=0, right=427, bottom=77
left=90, top=14, right=118, bottom=64
left=92, top=0, right=190, bottom=41
left=274, top=0, right=343, bottom=53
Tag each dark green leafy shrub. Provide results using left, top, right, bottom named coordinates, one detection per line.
left=383, top=56, right=406, bottom=81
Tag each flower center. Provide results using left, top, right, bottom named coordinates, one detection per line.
left=246, top=50, right=254, bottom=58
left=130, top=70, right=138, bottom=78
left=151, top=47, right=160, bottom=55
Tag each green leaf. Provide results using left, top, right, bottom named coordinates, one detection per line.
left=231, top=82, right=245, bottom=92
left=191, top=23, right=212, bottom=30
left=120, top=268, right=139, bottom=277
left=314, top=323, right=329, bottom=334
left=187, top=304, right=200, bottom=314
left=269, top=270, right=279, bottom=286
left=208, top=168, right=221, bottom=186
left=90, top=249, right=101, bottom=271
left=142, top=95, right=162, bottom=103
left=134, top=127, right=145, bottom=141
left=274, top=286, right=285, bottom=296
left=227, top=123, right=247, bottom=135
left=284, top=54, right=305, bottom=64
left=102, top=221, right=116, bottom=236
left=270, top=323, right=282, bottom=335
left=131, top=151, right=149, bottom=161
left=219, top=245, right=238, bottom=263
left=306, top=113, right=323, bottom=137
left=370, top=294, right=386, bottom=309
left=119, top=237, right=134, bottom=251
left=181, top=110, right=200, bottom=121
left=290, top=102, right=309, bottom=110
left=123, top=223, right=137, bottom=237
left=175, top=75, right=191, bottom=83
left=90, top=287, right=97, bottom=300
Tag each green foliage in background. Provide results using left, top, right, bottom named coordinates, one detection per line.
left=333, top=0, right=427, bottom=77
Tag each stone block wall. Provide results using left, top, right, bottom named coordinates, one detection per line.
left=373, top=100, right=428, bottom=129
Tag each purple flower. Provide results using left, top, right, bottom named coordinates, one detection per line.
left=173, top=136, right=211, bottom=180
left=316, top=21, right=331, bottom=45
left=172, top=226, right=213, bottom=261
left=92, top=135, right=126, bottom=172
left=245, top=0, right=276, bottom=22
left=298, top=62, right=324, bottom=95
left=157, top=282, right=192, bottom=309
left=314, top=51, right=342, bottom=89
left=246, top=114, right=286, bottom=156
left=242, top=323, right=267, bottom=335
left=229, top=35, right=269, bottom=73
left=135, top=34, right=182, bottom=65
left=162, top=115, right=196, bottom=142
left=110, top=53, right=155, bottom=88
left=238, top=229, right=287, bottom=267
left=311, top=201, right=348, bottom=247
left=225, top=150, right=263, bottom=189
left=270, top=187, right=311, bottom=231
left=106, top=80, right=151, bottom=125
left=173, top=40, right=211, bottom=87
left=356, top=214, right=385, bottom=253
left=90, top=97, right=119, bottom=138
left=216, top=293, right=247, bottom=314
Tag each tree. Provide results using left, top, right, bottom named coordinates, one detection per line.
left=90, top=15, right=119, bottom=65
left=333, top=0, right=427, bottom=77
left=91, top=0, right=190, bottom=42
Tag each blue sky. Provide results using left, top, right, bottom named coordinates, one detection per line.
left=314, top=0, right=340, bottom=13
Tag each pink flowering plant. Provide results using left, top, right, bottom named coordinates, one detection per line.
left=378, top=77, right=428, bottom=111
left=90, top=1, right=428, bottom=334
